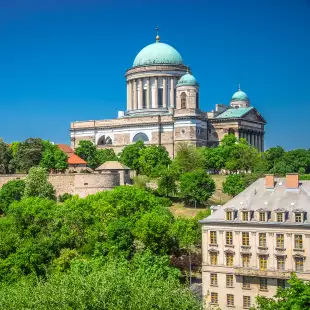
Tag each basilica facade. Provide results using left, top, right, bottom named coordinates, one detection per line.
left=70, top=32, right=266, bottom=157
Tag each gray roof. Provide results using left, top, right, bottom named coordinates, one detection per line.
left=200, top=178, right=310, bottom=226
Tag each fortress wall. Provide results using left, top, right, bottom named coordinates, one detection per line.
left=0, top=172, right=120, bottom=198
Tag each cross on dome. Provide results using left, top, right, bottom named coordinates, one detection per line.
left=156, top=26, right=160, bottom=42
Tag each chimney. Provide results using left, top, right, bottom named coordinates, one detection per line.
left=286, top=173, right=299, bottom=189
left=265, top=174, right=275, bottom=189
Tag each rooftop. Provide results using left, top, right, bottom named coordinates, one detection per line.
left=56, top=144, right=74, bottom=156
left=68, top=154, right=87, bottom=165
left=216, top=107, right=253, bottom=119
left=96, top=161, right=130, bottom=170
left=201, top=176, right=310, bottom=226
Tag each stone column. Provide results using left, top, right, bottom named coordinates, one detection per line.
left=133, top=80, right=137, bottom=110
left=146, top=78, right=150, bottom=109
left=254, top=132, right=257, bottom=149
left=138, top=79, right=143, bottom=109
left=154, top=77, right=158, bottom=108
left=261, top=133, right=265, bottom=152
left=163, top=77, right=167, bottom=108
left=126, top=82, right=130, bottom=111
left=170, top=78, right=175, bottom=108
left=128, top=81, right=132, bottom=110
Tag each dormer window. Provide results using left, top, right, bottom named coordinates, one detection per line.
left=259, top=212, right=266, bottom=222
left=226, top=211, right=233, bottom=221
left=277, top=212, right=284, bottom=222
left=295, top=213, right=302, bottom=223
left=242, top=211, right=249, bottom=221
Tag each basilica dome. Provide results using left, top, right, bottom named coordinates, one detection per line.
left=231, top=89, right=249, bottom=101
left=133, top=41, right=184, bottom=67
left=177, top=72, right=198, bottom=87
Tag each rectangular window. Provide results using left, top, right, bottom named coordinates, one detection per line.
left=242, top=211, right=249, bottom=221
left=142, top=89, right=147, bottom=108
left=210, top=231, right=217, bottom=244
left=210, top=253, right=218, bottom=265
left=242, top=276, right=250, bottom=289
left=259, top=255, right=268, bottom=270
left=242, top=232, right=250, bottom=246
left=226, top=253, right=234, bottom=266
left=277, top=256, right=285, bottom=271
left=226, top=232, right=233, bottom=245
left=226, top=211, right=233, bottom=221
left=277, top=212, right=283, bottom=222
left=259, top=233, right=267, bottom=247
left=259, top=212, right=266, bottom=221
left=242, top=254, right=250, bottom=267
left=276, top=234, right=285, bottom=248
left=243, top=296, right=251, bottom=309
left=226, top=274, right=233, bottom=288
left=210, top=273, right=218, bottom=286
left=211, top=292, right=218, bottom=304
left=158, top=88, right=163, bottom=108
left=295, top=257, right=304, bottom=272
left=295, top=235, right=303, bottom=249
left=277, top=279, right=286, bottom=289
left=227, top=294, right=234, bottom=306
left=260, top=278, right=268, bottom=290
left=295, top=213, right=302, bottom=223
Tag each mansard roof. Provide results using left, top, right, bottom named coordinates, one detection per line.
left=200, top=177, right=310, bottom=226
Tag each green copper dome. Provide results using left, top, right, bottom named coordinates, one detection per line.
left=231, top=89, right=249, bottom=101
left=177, top=73, right=198, bottom=87
left=133, top=42, right=184, bottom=67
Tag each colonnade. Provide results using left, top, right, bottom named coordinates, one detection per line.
left=239, top=129, right=264, bottom=152
left=126, top=76, right=177, bottom=111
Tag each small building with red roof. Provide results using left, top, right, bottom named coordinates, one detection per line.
left=67, top=154, right=87, bottom=172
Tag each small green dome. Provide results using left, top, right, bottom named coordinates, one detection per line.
left=231, top=89, right=249, bottom=101
left=133, top=42, right=183, bottom=67
left=177, top=73, right=198, bottom=87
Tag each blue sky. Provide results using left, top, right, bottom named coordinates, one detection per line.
left=0, top=0, right=309, bottom=150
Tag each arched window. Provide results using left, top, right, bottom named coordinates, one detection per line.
left=97, top=135, right=113, bottom=145
left=181, top=92, right=187, bottom=109
left=105, top=136, right=112, bottom=145
left=132, top=132, right=149, bottom=143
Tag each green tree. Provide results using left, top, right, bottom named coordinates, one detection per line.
left=0, top=180, right=25, bottom=213
left=222, top=174, right=246, bottom=197
left=119, top=141, right=145, bottom=173
left=23, top=167, right=56, bottom=200
left=40, top=141, right=68, bottom=172
left=96, top=148, right=118, bottom=166
left=171, top=143, right=204, bottom=177
left=171, top=217, right=200, bottom=285
left=200, top=147, right=225, bottom=172
left=15, top=138, right=44, bottom=172
left=252, top=275, right=310, bottom=310
left=139, top=145, right=171, bottom=177
left=179, top=170, right=215, bottom=205
left=157, top=170, right=177, bottom=197
left=0, top=253, right=202, bottom=310
left=221, top=133, right=237, bottom=146
left=0, top=139, right=14, bottom=174
left=75, top=140, right=98, bottom=169
left=133, top=209, right=175, bottom=254
left=54, top=149, right=68, bottom=171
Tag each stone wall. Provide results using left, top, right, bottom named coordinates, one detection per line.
left=0, top=172, right=120, bottom=198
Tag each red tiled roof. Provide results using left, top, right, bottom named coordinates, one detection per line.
left=56, top=144, right=74, bottom=156
left=68, top=154, right=87, bottom=165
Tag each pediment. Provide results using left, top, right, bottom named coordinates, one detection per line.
left=242, top=109, right=266, bottom=123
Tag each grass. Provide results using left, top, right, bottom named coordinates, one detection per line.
left=169, top=174, right=231, bottom=218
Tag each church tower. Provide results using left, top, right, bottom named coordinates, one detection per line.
left=175, top=70, right=199, bottom=110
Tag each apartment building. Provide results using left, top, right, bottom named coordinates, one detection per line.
left=200, top=174, right=310, bottom=310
